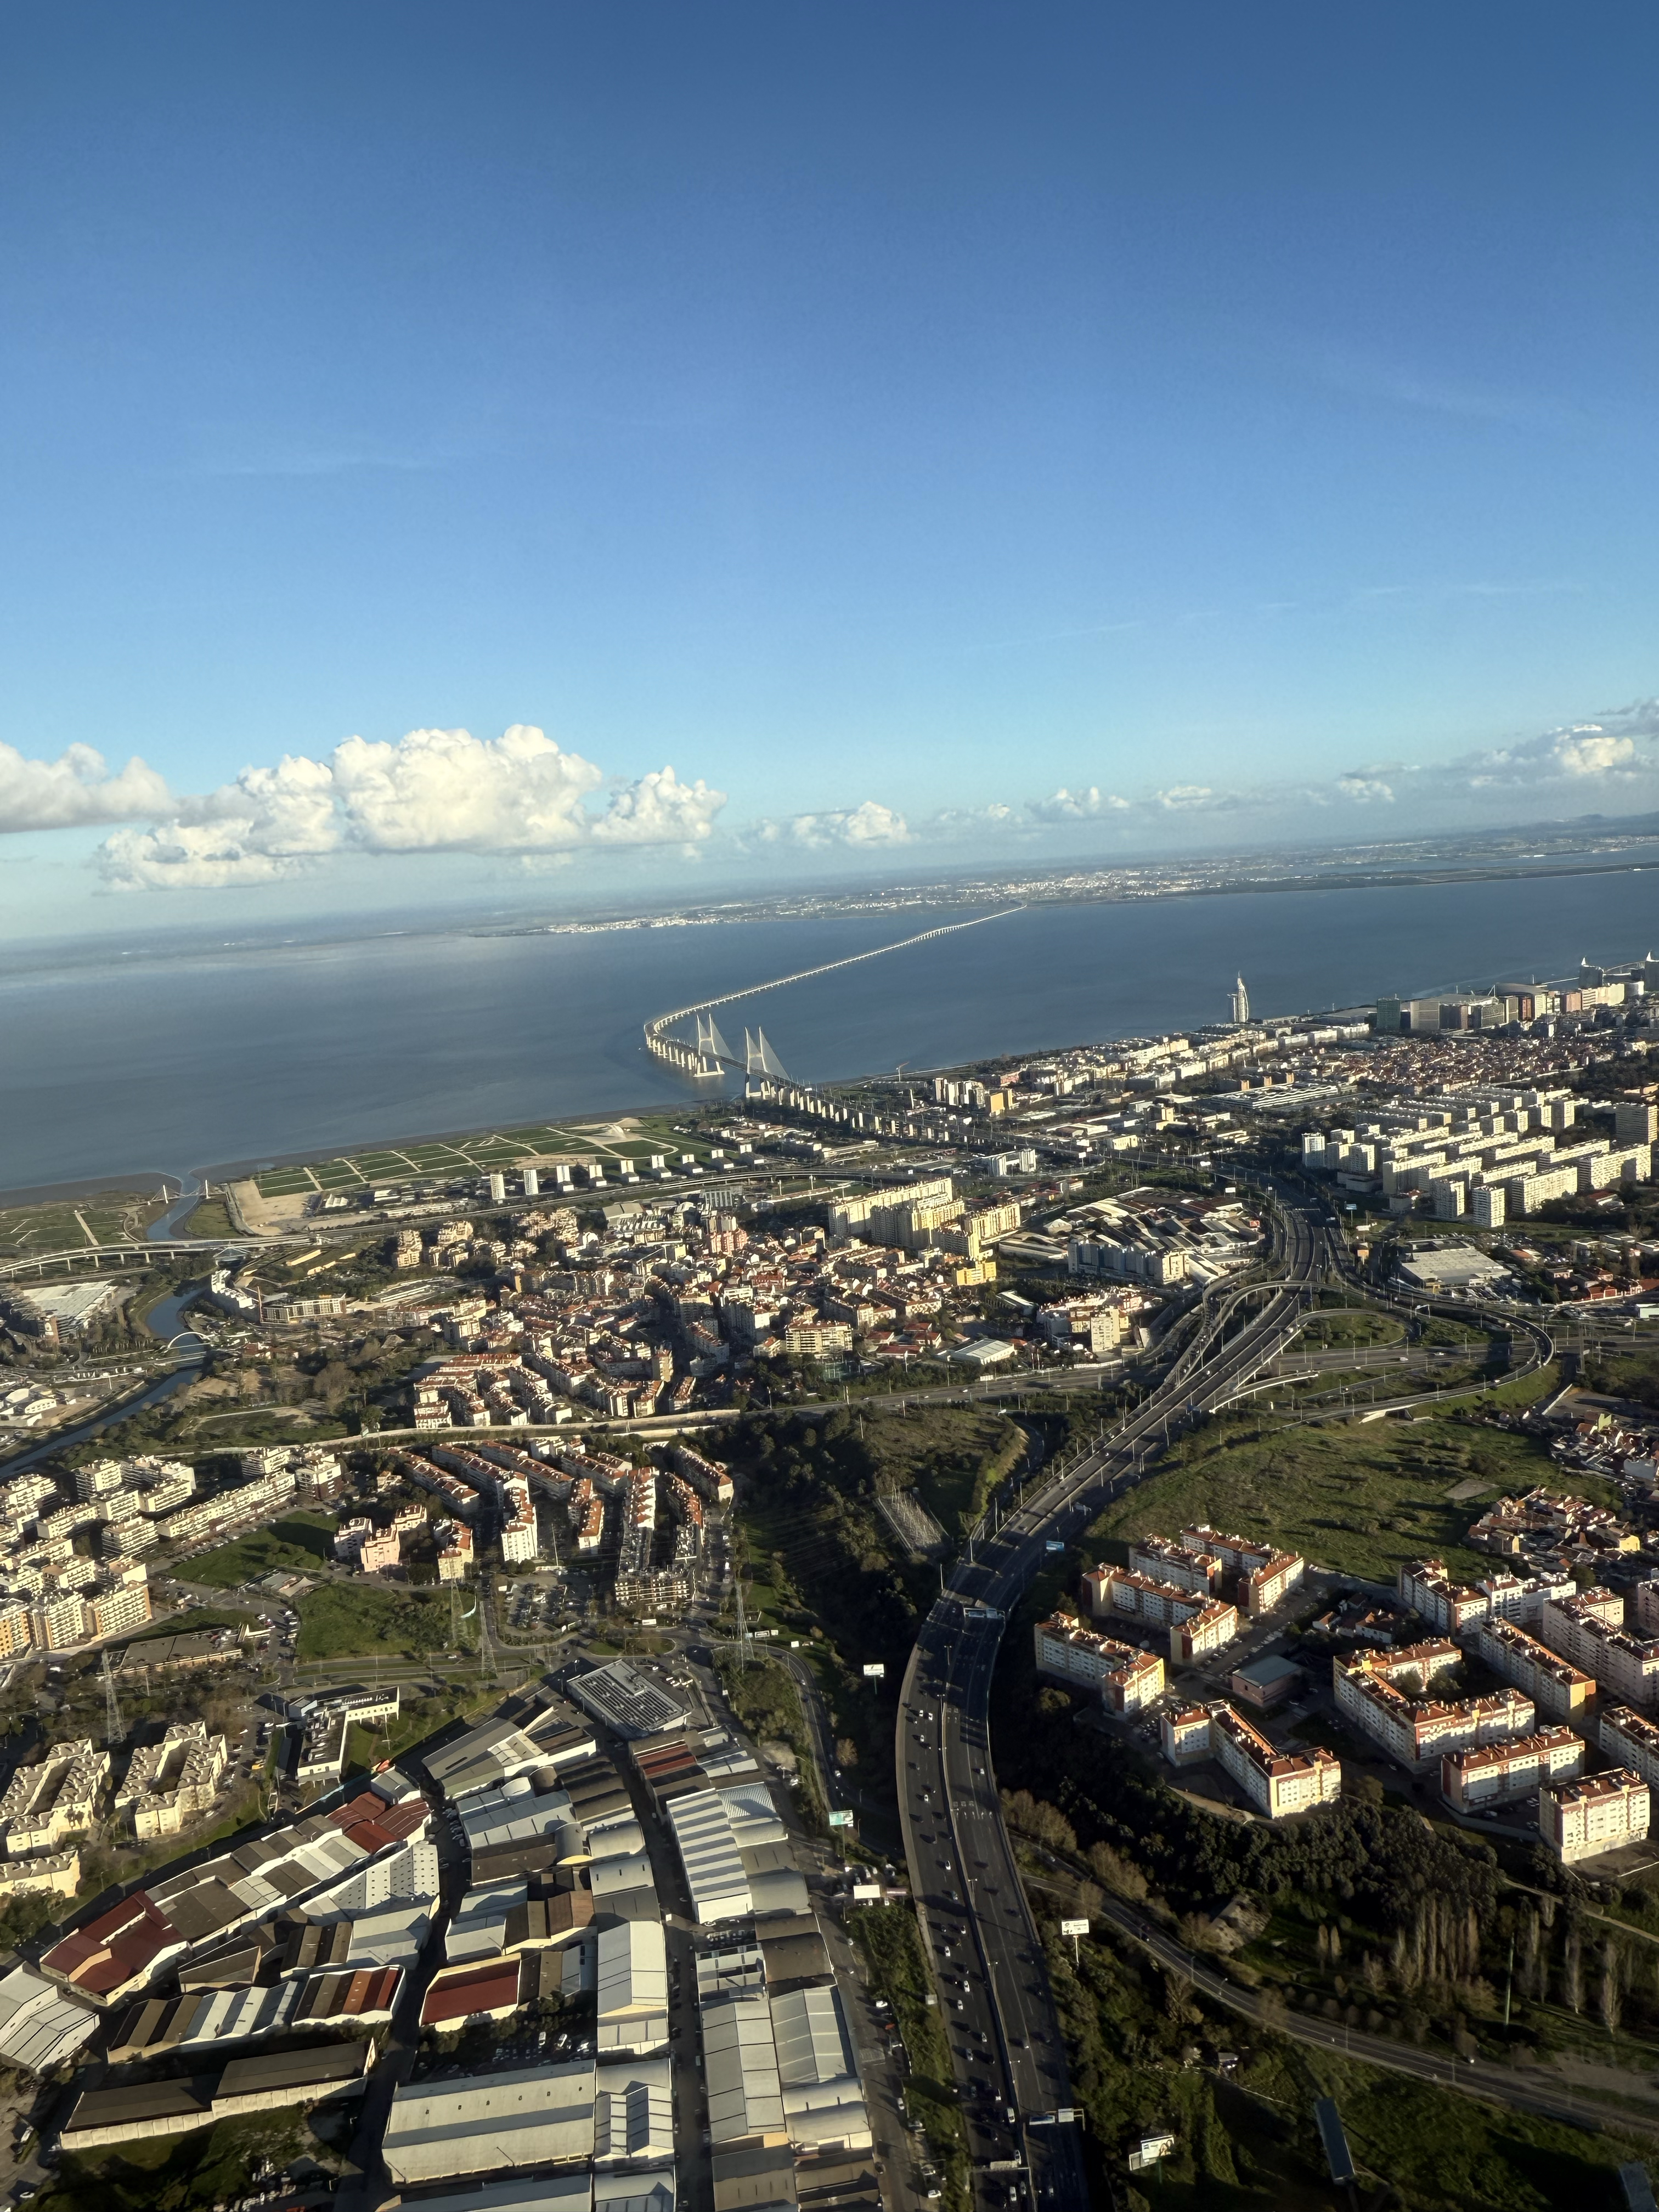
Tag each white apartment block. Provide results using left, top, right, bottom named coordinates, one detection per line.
left=1538, top=1593, right=1659, bottom=1707
left=1542, top=1769, right=1650, bottom=1864
left=1161, top=1707, right=1214, bottom=1764
left=1125, top=1537, right=1222, bottom=1596
left=1468, top=1617, right=1594, bottom=1723
left=1178, top=1526, right=1306, bottom=1614
left=0, top=1740, right=110, bottom=1853
left=1333, top=1646, right=1534, bottom=1771
left=1400, top=1560, right=1490, bottom=1634
left=115, top=1723, right=229, bottom=1840
left=1159, top=1702, right=1340, bottom=1818
left=1400, top=1558, right=1570, bottom=1635
left=1084, top=1568, right=1239, bottom=1660
left=500, top=1474, right=539, bottom=1565
left=1440, top=1726, right=1583, bottom=1813
left=1633, top=1581, right=1659, bottom=1639
left=1600, top=1705, right=1659, bottom=1790
left=1093, top=1568, right=1209, bottom=1631
left=1034, top=1617, right=1165, bottom=1714
left=1170, top=1600, right=1240, bottom=1665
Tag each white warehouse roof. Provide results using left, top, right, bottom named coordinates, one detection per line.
left=382, top=2061, right=596, bottom=2185
left=701, top=1991, right=785, bottom=2146
left=592, top=2056, right=674, bottom=2165
left=389, top=2178, right=591, bottom=2212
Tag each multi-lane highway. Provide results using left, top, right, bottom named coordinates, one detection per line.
left=896, top=1181, right=1341, bottom=2208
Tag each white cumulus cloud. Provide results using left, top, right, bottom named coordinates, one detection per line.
left=1336, top=773, right=1396, bottom=803
left=98, top=819, right=317, bottom=891
left=0, top=741, right=171, bottom=832
left=753, top=799, right=912, bottom=849
left=96, top=724, right=727, bottom=889
left=1028, top=786, right=1130, bottom=821
left=590, top=764, right=726, bottom=846
left=1451, top=704, right=1659, bottom=789
left=328, top=725, right=603, bottom=851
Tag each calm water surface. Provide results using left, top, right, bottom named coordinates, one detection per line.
left=4, top=868, right=1659, bottom=1189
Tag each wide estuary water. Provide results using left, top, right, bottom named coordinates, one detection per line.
left=5, top=865, right=1659, bottom=1192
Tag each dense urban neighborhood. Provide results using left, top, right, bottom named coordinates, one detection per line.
left=8, top=955, right=1659, bottom=2206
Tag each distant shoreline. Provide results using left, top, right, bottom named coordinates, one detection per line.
left=482, top=849, right=1659, bottom=941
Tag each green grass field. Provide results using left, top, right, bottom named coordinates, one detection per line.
left=250, top=1110, right=716, bottom=1198
left=189, top=1510, right=338, bottom=1588
left=1085, top=1404, right=1612, bottom=1583
left=295, top=1580, right=452, bottom=1660
left=0, top=1190, right=171, bottom=1254
left=861, top=1404, right=1025, bottom=1538
left=180, top=1197, right=237, bottom=1240
left=1299, top=1308, right=1406, bottom=1349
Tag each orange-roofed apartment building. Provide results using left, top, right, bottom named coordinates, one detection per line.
left=1537, top=1591, right=1659, bottom=1707
left=1082, top=1567, right=1239, bottom=1663
left=1125, top=1537, right=1222, bottom=1597
left=1159, top=1702, right=1340, bottom=1819
left=1440, top=1728, right=1584, bottom=1814
left=1179, top=1525, right=1305, bottom=1616
left=1600, top=1706, right=1659, bottom=1790
left=1541, top=1769, right=1650, bottom=1864
left=1466, top=1618, right=1594, bottom=1725
left=1333, top=1644, right=1535, bottom=1772
left=1033, top=1617, right=1164, bottom=1714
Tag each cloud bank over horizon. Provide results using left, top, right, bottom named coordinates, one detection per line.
left=1, top=698, right=1657, bottom=893
left=92, top=725, right=727, bottom=890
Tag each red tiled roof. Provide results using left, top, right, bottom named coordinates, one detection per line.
left=330, top=1791, right=427, bottom=1845
left=43, top=1892, right=178, bottom=1996
left=420, top=1959, right=521, bottom=2028
left=328, top=1791, right=385, bottom=1830
left=341, top=1818, right=397, bottom=1855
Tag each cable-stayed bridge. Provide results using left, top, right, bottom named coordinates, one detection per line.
left=642, top=906, right=1025, bottom=1081
left=680, top=1012, right=792, bottom=1082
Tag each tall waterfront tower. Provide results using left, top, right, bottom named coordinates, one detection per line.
left=1229, top=973, right=1250, bottom=1025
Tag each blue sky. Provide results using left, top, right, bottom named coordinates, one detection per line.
left=5, top=1, right=1659, bottom=933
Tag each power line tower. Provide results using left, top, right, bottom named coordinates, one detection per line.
left=450, top=1578, right=464, bottom=1654
left=100, top=1649, right=124, bottom=1748
left=733, top=1570, right=752, bottom=1670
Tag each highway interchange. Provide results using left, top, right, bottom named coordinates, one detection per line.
left=896, top=1181, right=1344, bottom=2208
